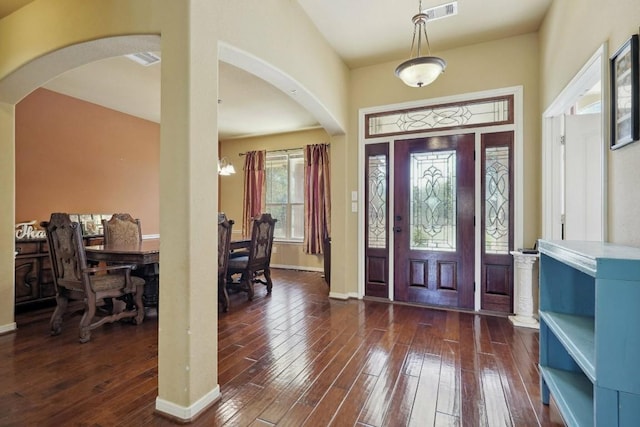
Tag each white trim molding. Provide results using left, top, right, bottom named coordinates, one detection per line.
left=155, top=385, right=220, bottom=422
left=541, top=43, right=607, bottom=241
left=329, top=291, right=350, bottom=300
left=270, top=264, right=323, bottom=273
left=0, top=322, right=17, bottom=335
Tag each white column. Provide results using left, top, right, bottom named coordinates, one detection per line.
left=509, top=251, right=540, bottom=329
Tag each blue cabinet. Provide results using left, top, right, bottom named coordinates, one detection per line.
left=538, top=240, right=640, bottom=427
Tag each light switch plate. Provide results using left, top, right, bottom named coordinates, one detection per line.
left=351, top=191, right=358, bottom=201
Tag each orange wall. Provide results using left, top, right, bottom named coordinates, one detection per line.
left=15, top=88, right=160, bottom=234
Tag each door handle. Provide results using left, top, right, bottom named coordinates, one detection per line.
left=393, top=226, right=402, bottom=233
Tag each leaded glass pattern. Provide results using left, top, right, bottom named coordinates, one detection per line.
left=410, top=151, right=456, bottom=252
left=367, top=154, right=387, bottom=249
left=366, top=96, right=512, bottom=138
left=485, top=146, right=510, bottom=254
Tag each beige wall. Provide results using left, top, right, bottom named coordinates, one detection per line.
left=220, top=128, right=329, bottom=271
left=342, top=33, right=542, bottom=295
left=0, top=102, right=15, bottom=331
left=539, top=0, right=640, bottom=245
left=15, top=88, right=160, bottom=234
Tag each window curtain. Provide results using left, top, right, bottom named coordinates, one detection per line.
left=242, top=150, right=266, bottom=237
left=304, top=144, right=331, bottom=254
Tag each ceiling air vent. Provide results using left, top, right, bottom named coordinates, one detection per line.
left=125, top=52, right=161, bottom=66
left=423, top=1, right=458, bottom=22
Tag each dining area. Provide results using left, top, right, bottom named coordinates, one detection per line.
left=28, top=210, right=278, bottom=343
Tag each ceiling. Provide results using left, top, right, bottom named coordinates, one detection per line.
left=2, top=0, right=552, bottom=139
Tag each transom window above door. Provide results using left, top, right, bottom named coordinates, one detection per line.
left=365, top=95, right=514, bottom=138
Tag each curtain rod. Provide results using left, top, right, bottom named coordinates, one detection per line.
left=238, top=148, right=306, bottom=156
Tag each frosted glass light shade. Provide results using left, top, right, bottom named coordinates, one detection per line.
left=218, top=158, right=236, bottom=176
left=395, top=56, right=446, bottom=87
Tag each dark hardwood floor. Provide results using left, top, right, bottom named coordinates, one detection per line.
left=0, top=269, right=563, bottom=426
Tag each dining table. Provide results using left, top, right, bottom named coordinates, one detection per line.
left=85, top=238, right=160, bottom=264
left=85, top=238, right=160, bottom=315
left=84, top=238, right=249, bottom=315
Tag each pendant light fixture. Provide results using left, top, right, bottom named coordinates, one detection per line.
left=395, top=0, right=446, bottom=87
left=218, top=157, right=236, bottom=176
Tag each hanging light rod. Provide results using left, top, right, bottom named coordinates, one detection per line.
left=395, top=0, right=447, bottom=88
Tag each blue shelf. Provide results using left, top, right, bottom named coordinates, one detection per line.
left=539, top=366, right=593, bottom=427
left=539, top=239, right=640, bottom=426
left=540, top=311, right=595, bottom=382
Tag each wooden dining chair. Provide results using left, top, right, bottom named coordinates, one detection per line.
left=102, top=213, right=156, bottom=310
left=227, top=213, right=277, bottom=301
left=218, top=213, right=234, bottom=312
left=102, top=213, right=142, bottom=245
left=42, top=213, right=145, bottom=343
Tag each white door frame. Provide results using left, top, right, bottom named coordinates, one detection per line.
left=541, top=44, right=608, bottom=240
left=358, top=86, right=523, bottom=310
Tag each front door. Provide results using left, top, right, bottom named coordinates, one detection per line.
left=393, top=134, right=475, bottom=309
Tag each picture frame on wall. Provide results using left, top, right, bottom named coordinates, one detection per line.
left=610, top=34, right=639, bottom=150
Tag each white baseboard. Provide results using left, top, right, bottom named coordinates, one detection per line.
left=329, top=291, right=350, bottom=300
left=0, top=322, right=17, bottom=334
left=270, top=264, right=323, bottom=273
left=155, top=385, right=220, bottom=421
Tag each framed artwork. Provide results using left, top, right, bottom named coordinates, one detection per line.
left=610, top=34, right=639, bottom=150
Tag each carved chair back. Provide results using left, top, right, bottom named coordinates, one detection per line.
left=246, top=213, right=277, bottom=271
left=227, top=213, right=277, bottom=301
left=217, top=213, right=235, bottom=312
left=102, top=213, right=142, bottom=245
left=218, top=213, right=234, bottom=278
left=43, top=213, right=89, bottom=292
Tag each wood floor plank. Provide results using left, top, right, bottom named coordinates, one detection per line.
left=257, top=327, right=359, bottom=423
left=301, top=385, right=348, bottom=426
left=1, top=269, right=562, bottom=426
left=458, top=313, right=480, bottom=373
left=442, top=310, right=460, bottom=342
left=478, top=352, right=513, bottom=427
left=330, top=373, right=377, bottom=427
left=381, top=372, right=419, bottom=427
left=332, top=328, right=385, bottom=389
left=436, top=340, right=461, bottom=418
left=289, top=330, right=361, bottom=408
left=409, top=353, right=442, bottom=427
left=492, top=342, right=540, bottom=426
left=460, top=367, right=488, bottom=427
left=403, top=323, right=433, bottom=377
left=357, top=342, right=410, bottom=426
left=435, top=411, right=460, bottom=426
left=475, top=314, right=495, bottom=355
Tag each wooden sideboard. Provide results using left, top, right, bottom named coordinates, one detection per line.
left=14, top=236, right=104, bottom=306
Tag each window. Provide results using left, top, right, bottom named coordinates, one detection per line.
left=265, top=149, right=304, bottom=240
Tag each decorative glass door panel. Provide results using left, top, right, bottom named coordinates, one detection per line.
left=410, top=150, right=457, bottom=252
left=485, top=146, right=510, bottom=254
left=394, top=134, right=475, bottom=308
left=368, top=155, right=387, bottom=249
left=481, top=132, right=514, bottom=312
left=364, top=143, right=389, bottom=298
